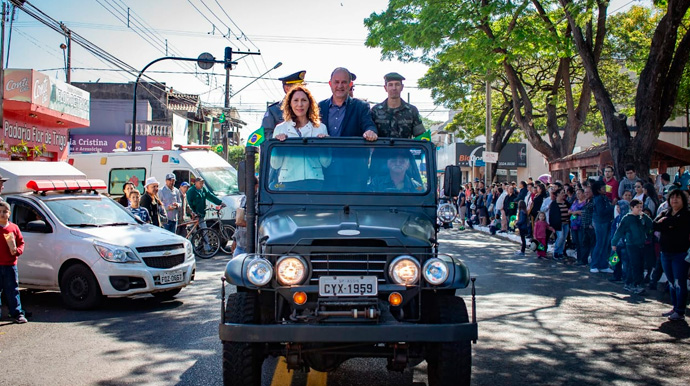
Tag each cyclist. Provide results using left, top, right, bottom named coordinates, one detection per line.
left=187, top=177, right=225, bottom=252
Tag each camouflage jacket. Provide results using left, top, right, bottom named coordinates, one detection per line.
left=370, top=99, right=425, bottom=138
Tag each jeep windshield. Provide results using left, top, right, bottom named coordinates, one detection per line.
left=266, top=143, right=429, bottom=194
left=198, top=167, right=239, bottom=195
left=44, top=197, right=138, bottom=227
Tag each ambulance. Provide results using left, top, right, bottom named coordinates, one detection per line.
left=0, top=161, right=196, bottom=309
left=68, top=146, right=241, bottom=223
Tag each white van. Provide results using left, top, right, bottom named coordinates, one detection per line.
left=68, top=146, right=241, bottom=222
left=0, top=161, right=196, bottom=309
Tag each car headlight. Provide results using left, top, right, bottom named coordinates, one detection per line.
left=93, top=241, right=139, bottom=263
left=246, top=258, right=273, bottom=286
left=276, top=255, right=307, bottom=286
left=423, top=258, right=449, bottom=285
left=184, top=239, right=194, bottom=260
left=437, top=203, right=457, bottom=223
left=389, top=255, right=420, bottom=285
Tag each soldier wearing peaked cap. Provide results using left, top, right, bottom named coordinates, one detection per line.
left=261, top=70, right=306, bottom=140
left=349, top=72, right=357, bottom=98
left=371, top=72, right=425, bottom=139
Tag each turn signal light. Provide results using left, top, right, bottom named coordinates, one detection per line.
left=293, top=291, right=307, bottom=305
left=388, top=292, right=403, bottom=307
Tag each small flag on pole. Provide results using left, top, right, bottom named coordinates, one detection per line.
left=246, top=127, right=266, bottom=147
left=414, top=129, right=431, bottom=141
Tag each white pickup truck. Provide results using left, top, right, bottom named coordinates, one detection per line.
left=0, top=161, right=196, bottom=309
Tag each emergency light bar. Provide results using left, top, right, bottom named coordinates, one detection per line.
left=26, top=179, right=107, bottom=192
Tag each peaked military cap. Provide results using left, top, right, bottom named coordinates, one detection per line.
left=279, top=70, right=306, bottom=84
left=384, top=72, right=405, bottom=82
left=350, top=72, right=357, bottom=81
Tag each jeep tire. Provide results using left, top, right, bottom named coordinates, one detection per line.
left=424, top=295, right=471, bottom=386
left=222, top=292, right=263, bottom=386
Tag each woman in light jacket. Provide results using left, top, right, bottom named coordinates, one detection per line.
left=271, top=85, right=330, bottom=191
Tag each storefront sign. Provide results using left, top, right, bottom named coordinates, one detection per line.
left=69, top=134, right=172, bottom=153
left=5, top=69, right=90, bottom=121
left=2, top=118, right=70, bottom=160
left=456, top=143, right=527, bottom=168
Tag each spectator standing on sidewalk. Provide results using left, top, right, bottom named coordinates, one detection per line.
left=548, top=188, right=570, bottom=259
left=569, top=188, right=587, bottom=265
left=603, top=165, right=619, bottom=201
left=127, top=190, right=151, bottom=223
left=159, top=173, right=182, bottom=234
left=611, top=199, right=653, bottom=294
left=653, top=189, right=690, bottom=321
left=591, top=180, right=615, bottom=273
left=515, top=201, right=530, bottom=256
left=619, top=164, right=641, bottom=200
left=609, top=200, right=630, bottom=283
left=533, top=212, right=552, bottom=259
left=0, top=201, right=27, bottom=324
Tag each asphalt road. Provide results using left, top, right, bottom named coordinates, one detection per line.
left=1, top=229, right=688, bottom=386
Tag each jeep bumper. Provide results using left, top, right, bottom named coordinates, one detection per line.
left=219, top=321, right=478, bottom=343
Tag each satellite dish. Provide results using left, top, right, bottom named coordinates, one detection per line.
left=197, top=53, right=215, bottom=70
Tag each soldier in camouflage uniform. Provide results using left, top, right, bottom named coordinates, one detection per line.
left=261, top=70, right=306, bottom=140
left=370, top=72, right=425, bottom=139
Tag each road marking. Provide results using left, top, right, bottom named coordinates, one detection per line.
left=306, top=370, right=328, bottom=386
left=270, top=358, right=294, bottom=386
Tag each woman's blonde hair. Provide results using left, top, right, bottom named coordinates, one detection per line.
left=281, top=85, right=321, bottom=126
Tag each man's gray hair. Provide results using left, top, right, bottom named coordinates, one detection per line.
left=330, top=67, right=352, bottom=81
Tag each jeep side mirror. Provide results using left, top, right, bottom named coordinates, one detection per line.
left=443, top=165, right=462, bottom=197
left=27, top=220, right=51, bottom=233
left=238, top=160, right=246, bottom=193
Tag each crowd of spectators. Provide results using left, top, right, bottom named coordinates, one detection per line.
left=450, top=165, right=690, bottom=322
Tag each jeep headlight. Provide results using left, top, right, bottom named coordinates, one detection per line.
left=423, top=258, right=449, bottom=285
left=246, top=258, right=273, bottom=286
left=276, top=255, right=307, bottom=286
left=94, top=241, right=140, bottom=263
left=437, top=203, right=457, bottom=223
left=389, top=255, right=420, bottom=285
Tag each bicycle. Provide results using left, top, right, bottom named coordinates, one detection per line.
left=178, top=217, right=221, bottom=259
left=204, top=206, right=236, bottom=255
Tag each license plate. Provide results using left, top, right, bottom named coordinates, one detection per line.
left=159, top=270, right=184, bottom=285
left=319, top=276, right=378, bottom=297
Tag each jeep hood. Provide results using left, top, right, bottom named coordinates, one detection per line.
left=258, top=208, right=434, bottom=246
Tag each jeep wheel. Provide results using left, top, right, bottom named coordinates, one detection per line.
left=222, top=292, right=263, bottom=386
left=60, top=264, right=103, bottom=310
left=425, top=295, right=471, bottom=386
left=152, top=288, right=182, bottom=300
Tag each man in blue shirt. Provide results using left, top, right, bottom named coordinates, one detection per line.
left=674, top=166, right=690, bottom=191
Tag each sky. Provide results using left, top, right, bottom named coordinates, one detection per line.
left=8, top=0, right=641, bottom=143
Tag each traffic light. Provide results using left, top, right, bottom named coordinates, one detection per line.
left=202, top=131, right=210, bottom=144
left=224, top=47, right=232, bottom=70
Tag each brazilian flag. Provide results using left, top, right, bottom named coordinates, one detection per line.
left=414, top=130, right=431, bottom=141
left=246, top=127, right=266, bottom=147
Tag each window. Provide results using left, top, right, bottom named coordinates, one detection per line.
left=109, top=168, right=146, bottom=195
left=8, top=200, right=52, bottom=233
left=172, top=169, right=196, bottom=188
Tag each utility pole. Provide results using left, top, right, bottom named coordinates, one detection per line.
left=223, top=47, right=231, bottom=160
left=0, top=1, right=6, bottom=128
left=60, top=22, right=71, bottom=83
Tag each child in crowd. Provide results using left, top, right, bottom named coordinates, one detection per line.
left=609, top=200, right=630, bottom=283
left=611, top=199, right=653, bottom=294
left=515, top=201, right=530, bottom=256
left=127, top=190, right=151, bottom=224
left=534, top=211, right=552, bottom=259
left=0, top=201, right=28, bottom=323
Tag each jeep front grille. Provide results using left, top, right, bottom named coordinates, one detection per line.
left=309, top=253, right=387, bottom=283
left=143, top=254, right=185, bottom=269
left=136, top=244, right=185, bottom=253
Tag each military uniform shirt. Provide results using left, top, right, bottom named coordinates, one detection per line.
left=370, top=99, right=425, bottom=138
left=261, top=102, right=284, bottom=140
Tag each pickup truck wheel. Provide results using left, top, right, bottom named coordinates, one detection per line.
left=222, top=292, right=263, bottom=386
left=152, top=288, right=182, bottom=300
left=425, top=296, right=471, bottom=386
left=60, top=264, right=103, bottom=310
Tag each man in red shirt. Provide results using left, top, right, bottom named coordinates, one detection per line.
left=604, top=165, right=619, bottom=202
left=0, top=201, right=27, bottom=323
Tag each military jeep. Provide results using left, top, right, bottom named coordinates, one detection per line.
left=219, top=137, right=477, bottom=386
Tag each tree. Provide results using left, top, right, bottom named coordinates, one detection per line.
left=364, top=0, right=602, bottom=181
left=227, top=146, right=245, bottom=170
left=560, top=0, right=690, bottom=179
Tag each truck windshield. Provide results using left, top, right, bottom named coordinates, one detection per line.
left=267, top=145, right=429, bottom=194
left=198, top=167, right=240, bottom=195
left=44, top=197, right=138, bottom=227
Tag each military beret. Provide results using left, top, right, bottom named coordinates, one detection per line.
left=384, top=72, right=405, bottom=82
left=279, top=70, right=306, bottom=84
